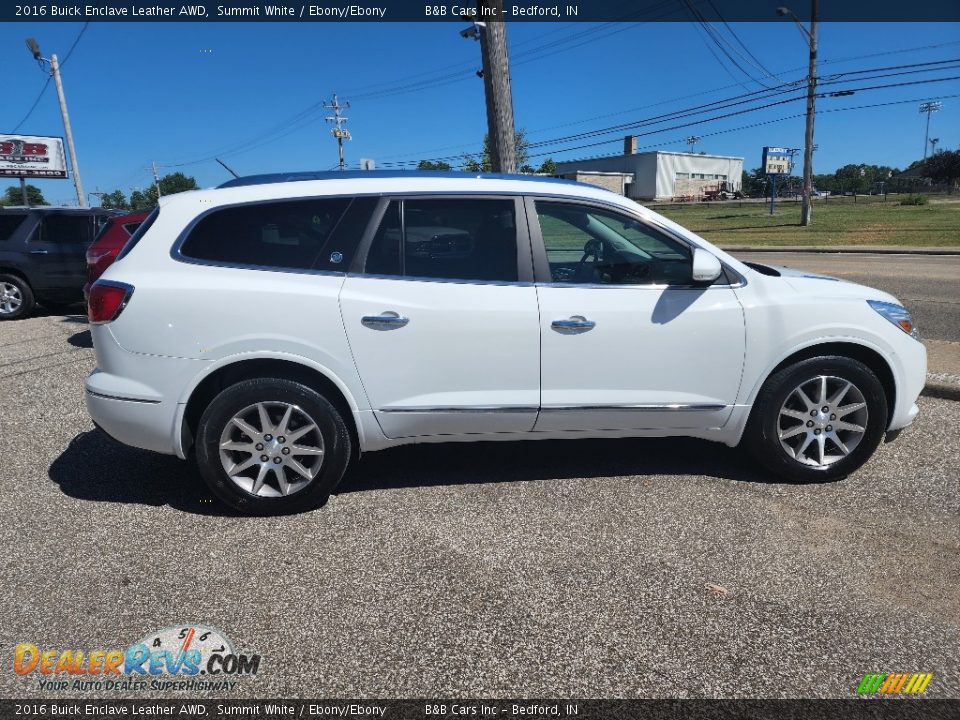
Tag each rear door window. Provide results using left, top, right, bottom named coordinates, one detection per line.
left=178, top=196, right=373, bottom=272
left=0, top=213, right=28, bottom=241
left=364, top=197, right=519, bottom=282
left=36, top=214, right=95, bottom=244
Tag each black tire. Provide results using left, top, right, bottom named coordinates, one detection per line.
left=195, top=378, right=351, bottom=515
left=744, top=356, right=888, bottom=482
left=0, top=273, right=35, bottom=321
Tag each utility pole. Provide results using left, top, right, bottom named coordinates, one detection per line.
left=919, top=101, right=942, bottom=159
left=50, top=54, right=86, bottom=208
left=477, top=0, right=516, bottom=173
left=26, top=40, right=86, bottom=207
left=777, top=2, right=817, bottom=226
left=323, top=94, right=351, bottom=171
left=150, top=161, right=162, bottom=199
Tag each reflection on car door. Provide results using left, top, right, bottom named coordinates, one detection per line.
left=529, top=198, right=746, bottom=432
left=340, top=196, right=541, bottom=439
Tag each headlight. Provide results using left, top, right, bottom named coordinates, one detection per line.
left=868, top=300, right=918, bottom=339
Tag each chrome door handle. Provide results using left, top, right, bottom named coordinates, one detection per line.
left=361, top=312, right=409, bottom=330
left=29, top=249, right=49, bottom=254
left=551, top=316, right=596, bottom=333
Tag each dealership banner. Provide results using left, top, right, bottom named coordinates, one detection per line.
left=0, top=135, right=68, bottom=179
left=2, top=0, right=958, bottom=22
left=0, top=700, right=958, bottom=719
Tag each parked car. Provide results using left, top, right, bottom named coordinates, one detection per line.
left=0, top=205, right=118, bottom=320
left=85, top=172, right=926, bottom=515
left=84, top=210, right=152, bottom=301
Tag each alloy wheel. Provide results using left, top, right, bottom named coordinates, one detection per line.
left=777, top=375, right=868, bottom=467
left=218, top=401, right=325, bottom=498
left=0, top=282, right=23, bottom=315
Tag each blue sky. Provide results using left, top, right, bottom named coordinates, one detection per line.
left=1, top=20, right=958, bottom=205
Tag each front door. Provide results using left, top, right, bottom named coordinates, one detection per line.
left=529, top=199, right=746, bottom=432
left=340, top=196, right=540, bottom=439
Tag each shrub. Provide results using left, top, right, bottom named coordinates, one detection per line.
left=900, top=194, right=929, bottom=206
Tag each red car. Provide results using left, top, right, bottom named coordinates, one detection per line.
left=84, top=210, right=152, bottom=301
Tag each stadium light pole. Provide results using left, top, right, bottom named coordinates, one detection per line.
left=777, top=2, right=817, bottom=226
left=25, top=37, right=86, bottom=207
left=919, top=101, right=942, bottom=160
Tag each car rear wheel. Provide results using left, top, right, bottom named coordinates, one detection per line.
left=195, top=378, right=351, bottom=515
left=744, top=356, right=888, bottom=482
left=0, top=274, right=35, bottom=321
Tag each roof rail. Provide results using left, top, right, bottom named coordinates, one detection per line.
left=217, top=170, right=585, bottom=189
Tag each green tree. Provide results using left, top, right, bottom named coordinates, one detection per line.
left=99, top=189, right=129, bottom=210
left=462, top=129, right=530, bottom=172
left=417, top=160, right=452, bottom=171
left=143, top=172, right=199, bottom=206
left=129, top=189, right=150, bottom=211
left=1, top=184, right=46, bottom=206
left=537, top=158, right=557, bottom=174
left=924, top=149, right=960, bottom=191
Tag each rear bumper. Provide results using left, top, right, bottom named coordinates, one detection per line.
left=85, top=384, right=179, bottom=455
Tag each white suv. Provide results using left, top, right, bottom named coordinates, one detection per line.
left=85, top=172, right=926, bottom=515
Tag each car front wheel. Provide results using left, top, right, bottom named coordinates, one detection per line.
left=744, top=356, right=888, bottom=482
left=195, top=378, right=351, bottom=515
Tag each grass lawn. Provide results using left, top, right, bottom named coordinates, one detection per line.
left=648, top=195, right=960, bottom=248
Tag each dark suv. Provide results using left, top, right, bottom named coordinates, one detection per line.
left=0, top=206, right=117, bottom=320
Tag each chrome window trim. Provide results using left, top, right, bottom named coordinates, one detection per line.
left=353, top=272, right=535, bottom=288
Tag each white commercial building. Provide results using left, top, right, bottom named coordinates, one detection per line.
left=556, top=137, right=744, bottom=202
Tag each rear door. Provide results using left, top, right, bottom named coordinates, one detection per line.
left=27, top=212, right=98, bottom=291
left=339, top=195, right=541, bottom=439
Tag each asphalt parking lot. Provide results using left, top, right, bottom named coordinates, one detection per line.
left=0, top=310, right=958, bottom=700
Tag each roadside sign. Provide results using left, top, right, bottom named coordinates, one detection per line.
left=762, top=146, right=791, bottom=176
left=0, top=134, right=68, bottom=178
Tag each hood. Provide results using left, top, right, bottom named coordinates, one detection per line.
left=746, top=261, right=901, bottom=305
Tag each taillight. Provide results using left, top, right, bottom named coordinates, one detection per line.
left=88, top=281, right=134, bottom=324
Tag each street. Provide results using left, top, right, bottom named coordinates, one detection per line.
left=0, top=302, right=957, bottom=699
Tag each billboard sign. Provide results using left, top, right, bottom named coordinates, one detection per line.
left=0, top=134, right=68, bottom=179
left=762, top=146, right=792, bottom=176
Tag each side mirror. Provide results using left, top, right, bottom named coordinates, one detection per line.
left=691, top=248, right=722, bottom=284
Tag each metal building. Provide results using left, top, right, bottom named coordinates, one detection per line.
left=556, top=136, right=744, bottom=202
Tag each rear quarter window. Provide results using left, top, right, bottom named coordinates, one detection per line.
left=177, top=196, right=373, bottom=272
left=115, top=208, right=159, bottom=262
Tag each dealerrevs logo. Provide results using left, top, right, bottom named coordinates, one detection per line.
left=14, top=625, right=261, bottom=692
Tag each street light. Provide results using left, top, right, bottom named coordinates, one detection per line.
left=776, top=2, right=817, bottom=227
left=23, top=37, right=86, bottom=207
left=919, top=101, right=942, bottom=160
left=929, top=137, right=940, bottom=155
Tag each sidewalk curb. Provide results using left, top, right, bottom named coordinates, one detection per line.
left=719, top=246, right=959, bottom=255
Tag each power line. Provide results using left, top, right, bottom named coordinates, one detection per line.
left=375, top=50, right=960, bottom=165
left=383, top=73, right=960, bottom=167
